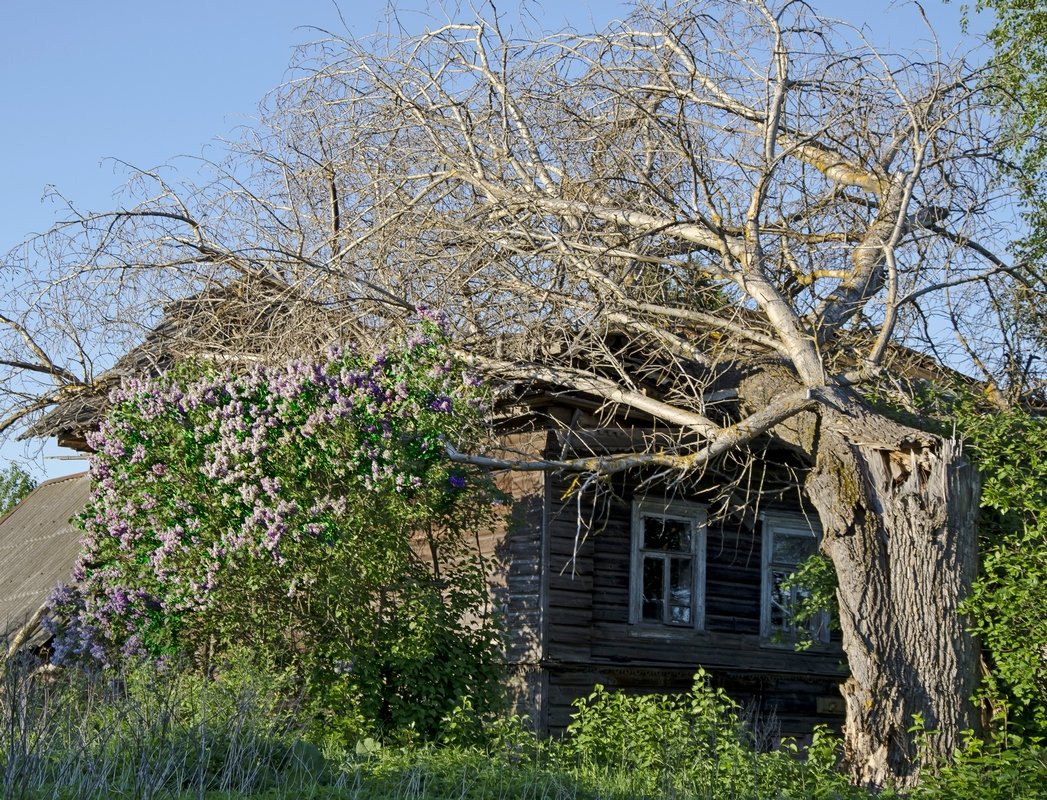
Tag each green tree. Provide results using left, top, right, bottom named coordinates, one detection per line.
left=955, top=2, right=1047, bottom=725
left=976, top=0, right=1047, bottom=205
left=969, top=0, right=1047, bottom=390
left=0, top=463, right=36, bottom=516
left=952, top=401, right=1047, bottom=729
left=47, top=324, right=505, bottom=744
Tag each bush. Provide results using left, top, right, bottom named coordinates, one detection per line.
left=909, top=731, right=1047, bottom=799
left=46, top=320, right=506, bottom=744
left=563, top=670, right=865, bottom=799
left=949, top=403, right=1047, bottom=730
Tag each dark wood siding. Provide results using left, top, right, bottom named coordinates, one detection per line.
left=477, top=431, right=549, bottom=723
left=541, top=467, right=846, bottom=738
left=544, top=665, right=844, bottom=742
left=705, top=521, right=762, bottom=635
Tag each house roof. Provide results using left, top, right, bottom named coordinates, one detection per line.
left=22, top=269, right=989, bottom=456
left=24, top=275, right=354, bottom=448
left=0, top=472, right=90, bottom=640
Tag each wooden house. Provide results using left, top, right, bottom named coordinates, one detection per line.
left=19, top=282, right=848, bottom=739
left=478, top=411, right=847, bottom=741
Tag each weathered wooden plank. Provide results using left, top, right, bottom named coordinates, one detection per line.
left=585, top=625, right=846, bottom=675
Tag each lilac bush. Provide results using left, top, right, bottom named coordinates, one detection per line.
left=47, top=321, right=505, bottom=741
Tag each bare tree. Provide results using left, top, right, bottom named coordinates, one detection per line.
left=0, top=0, right=1028, bottom=786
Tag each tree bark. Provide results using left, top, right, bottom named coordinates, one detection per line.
left=806, top=395, right=981, bottom=788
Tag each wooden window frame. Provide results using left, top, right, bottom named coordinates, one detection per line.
left=629, top=498, right=707, bottom=630
left=759, top=510, right=830, bottom=645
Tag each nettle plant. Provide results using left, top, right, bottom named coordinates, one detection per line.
left=46, top=319, right=506, bottom=742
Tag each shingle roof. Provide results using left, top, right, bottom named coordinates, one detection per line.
left=0, top=472, right=90, bottom=640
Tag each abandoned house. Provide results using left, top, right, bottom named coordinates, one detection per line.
left=10, top=279, right=848, bottom=740
left=477, top=398, right=846, bottom=739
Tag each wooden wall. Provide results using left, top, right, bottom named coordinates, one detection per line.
left=477, top=431, right=549, bottom=725
left=541, top=467, right=847, bottom=739
left=466, top=420, right=847, bottom=739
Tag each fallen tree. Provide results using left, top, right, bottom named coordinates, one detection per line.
left=1, top=0, right=1030, bottom=785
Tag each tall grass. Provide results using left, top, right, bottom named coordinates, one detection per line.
left=0, top=652, right=327, bottom=799
left=0, top=652, right=1044, bottom=799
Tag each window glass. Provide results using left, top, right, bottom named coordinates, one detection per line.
left=631, top=500, right=706, bottom=629
left=642, top=516, right=691, bottom=551
left=669, top=557, right=692, bottom=624
left=768, top=567, right=793, bottom=630
left=642, top=557, right=665, bottom=621
left=772, top=531, right=816, bottom=564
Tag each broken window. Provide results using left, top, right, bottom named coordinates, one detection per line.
left=630, top=499, right=707, bottom=629
left=760, top=511, right=830, bottom=645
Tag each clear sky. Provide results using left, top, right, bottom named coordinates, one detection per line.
left=0, top=0, right=993, bottom=478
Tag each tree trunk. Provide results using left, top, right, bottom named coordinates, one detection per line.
left=806, top=396, right=981, bottom=788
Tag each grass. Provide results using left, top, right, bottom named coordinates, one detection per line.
left=0, top=653, right=1044, bottom=800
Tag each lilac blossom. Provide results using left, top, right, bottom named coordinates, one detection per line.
left=48, top=322, right=493, bottom=670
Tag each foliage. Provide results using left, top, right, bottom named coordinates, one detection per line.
left=909, top=729, right=1047, bottom=799
left=45, top=321, right=506, bottom=743
left=0, top=463, right=35, bottom=517
left=562, top=670, right=863, bottom=799
left=976, top=0, right=1047, bottom=243
left=970, top=0, right=1047, bottom=384
left=948, top=400, right=1047, bottom=729
left=781, top=552, right=839, bottom=651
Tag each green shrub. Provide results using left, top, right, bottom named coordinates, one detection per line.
left=909, top=731, right=1047, bottom=800
left=46, top=322, right=506, bottom=745
left=563, top=670, right=865, bottom=799
left=949, top=402, right=1047, bottom=731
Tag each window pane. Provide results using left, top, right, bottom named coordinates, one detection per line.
left=643, top=516, right=691, bottom=552
left=642, top=557, right=665, bottom=621
left=769, top=568, right=792, bottom=630
left=772, top=532, right=816, bottom=565
left=669, top=557, right=692, bottom=610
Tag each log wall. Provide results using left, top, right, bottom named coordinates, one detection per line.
left=477, top=431, right=549, bottom=725
left=542, top=468, right=847, bottom=740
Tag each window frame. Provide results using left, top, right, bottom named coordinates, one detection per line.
left=759, top=510, right=830, bottom=646
left=629, top=498, right=707, bottom=630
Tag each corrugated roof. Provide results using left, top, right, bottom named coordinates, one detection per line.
left=0, top=472, right=90, bottom=639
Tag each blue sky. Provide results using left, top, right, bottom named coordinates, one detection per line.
left=0, top=0, right=992, bottom=478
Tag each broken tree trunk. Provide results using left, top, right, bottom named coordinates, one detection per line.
left=737, top=369, right=981, bottom=787
left=807, top=395, right=981, bottom=788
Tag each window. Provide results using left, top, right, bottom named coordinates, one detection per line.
left=760, top=511, right=829, bottom=645
left=630, top=499, right=706, bottom=629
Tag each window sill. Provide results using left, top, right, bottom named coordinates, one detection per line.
left=626, top=623, right=706, bottom=640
